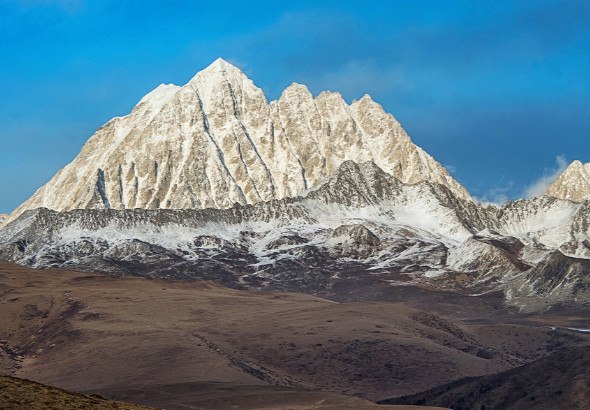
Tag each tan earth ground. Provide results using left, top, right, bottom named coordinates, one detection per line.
left=1, top=260, right=588, bottom=409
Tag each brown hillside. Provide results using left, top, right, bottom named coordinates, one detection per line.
left=0, top=375, right=153, bottom=409
left=1, top=259, right=589, bottom=408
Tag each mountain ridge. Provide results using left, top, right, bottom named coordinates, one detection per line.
left=2, top=59, right=590, bottom=313
left=3, top=160, right=590, bottom=311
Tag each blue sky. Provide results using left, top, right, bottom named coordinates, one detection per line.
left=1, top=0, right=589, bottom=212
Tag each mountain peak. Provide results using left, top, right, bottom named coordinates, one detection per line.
left=208, top=57, right=241, bottom=72
left=281, top=82, right=312, bottom=96
left=565, top=160, right=583, bottom=172
left=546, top=160, right=590, bottom=202
left=186, top=58, right=250, bottom=92
left=137, top=83, right=181, bottom=109
left=192, top=58, right=245, bottom=78
left=358, top=94, right=374, bottom=103
left=351, top=94, right=382, bottom=111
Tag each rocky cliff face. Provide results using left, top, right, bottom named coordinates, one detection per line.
left=8, top=58, right=469, bottom=225
left=546, top=160, right=590, bottom=202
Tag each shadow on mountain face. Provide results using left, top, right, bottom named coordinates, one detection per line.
left=380, top=344, right=590, bottom=410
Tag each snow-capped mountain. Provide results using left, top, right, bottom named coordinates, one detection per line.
left=2, top=161, right=590, bottom=311
left=546, top=160, right=590, bottom=202
left=0, top=214, right=7, bottom=226
left=7, top=58, right=468, bottom=226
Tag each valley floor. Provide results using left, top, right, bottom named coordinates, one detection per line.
left=1, top=260, right=589, bottom=409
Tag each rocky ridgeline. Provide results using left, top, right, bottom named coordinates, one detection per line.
left=2, top=160, right=590, bottom=312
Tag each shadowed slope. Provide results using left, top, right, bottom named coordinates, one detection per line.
left=381, top=345, right=590, bottom=410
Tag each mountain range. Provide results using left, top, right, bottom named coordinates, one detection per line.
left=1, top=59, right=590, bottom=314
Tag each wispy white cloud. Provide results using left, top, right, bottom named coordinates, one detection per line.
left=473, top=155, right=569, bottom=206
left=444, top=164, right=457, bottom=174
left=473, top=182, right=514, bottom=207
left=311, top=59, right=412, bottom=100
left=523, top=155, right=568, bottom=198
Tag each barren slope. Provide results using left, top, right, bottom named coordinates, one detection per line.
left=1, top=260, right=589, bottom=408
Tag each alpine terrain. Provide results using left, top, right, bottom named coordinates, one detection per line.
left=1, top=59, right=590, bottom=409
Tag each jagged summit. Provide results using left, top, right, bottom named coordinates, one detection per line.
left=188, top=58, right=254, bottom=91
left=207, top=57, right=242, bottom=72
left=190, top=57, right=246, bottom=78
left=283, top=82, right=311, bottom=93
left=546, top=160, right=590, bottom=202
left=353, top=94, right=374, bottom=104
left=210, top=56, right=235, bottom=68
left=6, top=59, right=471, bottom=224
